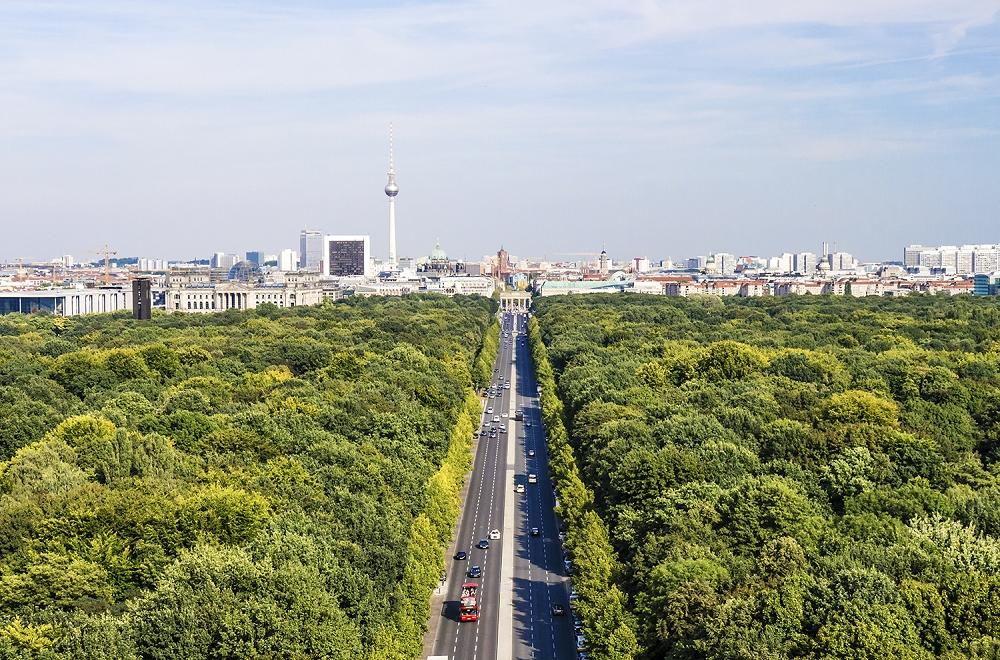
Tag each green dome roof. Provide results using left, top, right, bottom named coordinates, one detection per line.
left=430, top=240, right=448, bottom=261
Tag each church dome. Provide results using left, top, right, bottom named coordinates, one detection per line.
left=430, top=241, right=448, bottom=261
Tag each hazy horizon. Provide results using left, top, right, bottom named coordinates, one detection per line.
left=2, top=1, right=998, bottom=264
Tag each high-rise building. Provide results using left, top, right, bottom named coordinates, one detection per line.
left=279, top=249, right=298, bottom=272
left=795, top=252, right=817, bottom=274
left=324, top=235, right=371, bottom=277
left=299, top=230, right=324, bottom=271
left=385, top=123, right=399, bottom=269
left=211, top=252, right=238, bottom=270
left=245, top=251, right=262, bottom=266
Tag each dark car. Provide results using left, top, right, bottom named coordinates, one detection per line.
left=531, top=527, right=540, bottom=536
left=477, top=539, right=490, bottom=549
left=455, top=551, right=468, bottom=560
left=467, top=565, right=482, bottom=578
left=552, top=603, right=566, bottom=616
left=525, top=421, right=532, bottom=427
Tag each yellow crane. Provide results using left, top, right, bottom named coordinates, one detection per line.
left=91, top=245, right=118, bottom=285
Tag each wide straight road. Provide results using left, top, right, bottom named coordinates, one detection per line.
left=429, top=311, right=575, bottom=660
left=510, top=313, right=577, bottom=660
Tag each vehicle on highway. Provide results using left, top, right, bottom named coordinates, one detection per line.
left=489, top=528, right=501, bottom=539
left=455, top=551, right=468, bottom=560
left=527, top=449, right=535, bottom=457
left=525, top=421, right=532, bottom=427
left=467, top=565, right=482, bottom=578
left=504, top=383, right=511, bottom=389
left=480, top=429, right=487, bottom=436
left=460, top=582, right=480, bottom=622
left=499, top=425, right=506, bottom=433
left=486, top=406, right=494, bottom=415
left=528, top=474, right=537, bottom=484
left=531, top=527, right=540, bottom=536
left=477, top=539, right=489, bottom=549
left=551, top=603, right=566, bottom=616
left=502, top=412, right=508, bottom=418
left=493, top=415, right=501, bottom=422
left=514, top=409, right=523, bottom=420
left=516, top=484, right=525, bottom=493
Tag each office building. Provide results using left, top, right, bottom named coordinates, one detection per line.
left=299, top=230, right=324, bottom=271
left=324, top=235, right=372, bottom=277
left=279, top=249, right=298, bottom=272
left=0, top=287, right=132, bottom=317
left=211, top=252, right=238, bottom=270
left=245, top=251, right=262, bottom=266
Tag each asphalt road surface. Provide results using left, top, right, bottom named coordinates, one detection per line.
left=430, top=312, right=576, bottom=660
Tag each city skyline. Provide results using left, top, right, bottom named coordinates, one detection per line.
left=1, top=1, right=998, bottom=263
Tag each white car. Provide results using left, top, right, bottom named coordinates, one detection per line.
left=486, top=407, right=494, bottom=415
left=516, top=484, right=525, bottom=493
left=493, top=415, right=501, bottom=423
left=502, top=412, right=508, bottom=418
left=489, top=529, right=501, bottom=539
left=528, top=474, right=537, bottom=484
left=527, top=449, right=535, bottom=457
left=504, top=383, right=511, bottom=389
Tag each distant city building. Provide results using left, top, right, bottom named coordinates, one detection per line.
left=61, top=255, right=74, bottom=267
left=0, top=287, right=132, bottom=317
left=904, top=243, right=1000, bottom=274
left=633, top=257, right=650, bottom=273
left=245, top=251, right=262, bottom=266
left=323, top=235, right=372, bottom=277
left=211, top=252, right=238, bottom=270
left=299, top=230, right=324, bottom=271
left=687, top=256, right=707, bottom=270
left=795, top=252, right=817, bottom=274
left=974, top=273, right=1000, bottom=296
left=279, top=249, right=298, bottom=272
left=167, top=271, right=322, bottom=313
left=136, top=258, right=169, bottom=271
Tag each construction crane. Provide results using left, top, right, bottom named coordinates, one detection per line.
left=91, top=245, right=118, bottom=285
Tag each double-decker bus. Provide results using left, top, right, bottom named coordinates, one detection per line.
left=459, top=582, right=480, bottom=622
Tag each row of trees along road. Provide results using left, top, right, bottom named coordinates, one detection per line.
left=0, top=295, right=493, bottom=659
left=534, top=293, right=1000, bottom=659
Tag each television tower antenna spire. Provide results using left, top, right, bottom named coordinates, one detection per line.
left=385, top=123, right=399, bottom=269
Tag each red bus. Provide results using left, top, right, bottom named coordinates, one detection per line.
left=459, top=582, right=480, bottom=622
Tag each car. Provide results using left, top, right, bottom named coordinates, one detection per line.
left=467, top=565, right=482, bottom=578
left=477, top=539, right=489, bottom=549
left=525, top=421, right=532, bottom=427
left=480, top=429, right=487, bottom=436
left=528, top=474, right=538, bottom=484
left=489, top=529, right=501, bottom=539
left=516, top=483, right=525, bottom=493
left=504, top=383, right=511, bottom=389
left=502, top=412, right=508, bottom=418
left=552, top=603, right=566, bottom=616
left=493, top=415, right=501, bottom=423
left=499, top=425, right=507, bottom=433
left=486, top=407, right=494, bottom=415
left=531, top=527, right=540, bottom=536
left=527, top=449, right=535, bottom=457
left=455, top=551, right=468, bottom=560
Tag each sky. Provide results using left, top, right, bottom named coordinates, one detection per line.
left=1, top=0, right=999, bottom=264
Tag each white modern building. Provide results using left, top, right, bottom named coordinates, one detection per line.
left=0, top=287, right=132, bottom=316
left=279, top=249, right=299, bottom=272
left=166, top=278, right=323, bottom=313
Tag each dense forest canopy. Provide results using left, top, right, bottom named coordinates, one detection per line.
left=0, top=296, right=494, bottom=658
left=534, top=294, right=1000, bottom=659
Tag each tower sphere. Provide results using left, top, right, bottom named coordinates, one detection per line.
left=385, top=180, right=399, bottom=197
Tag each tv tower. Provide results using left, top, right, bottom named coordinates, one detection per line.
left=385, top=123, right=399, bottom=268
